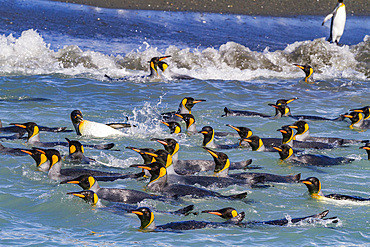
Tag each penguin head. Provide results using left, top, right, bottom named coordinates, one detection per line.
left=130, top=162, right=167, bottom=183
left=338, top=0, right=343, bottom=3
left=161, top=121, right=181, bottom=134
left=203, top=147, right=230, bottom=176
left=175, top=113, right=195, bottom=129
left=290, top=120, right=309, bottom=136
left=199, top=126, right=215, bottom=147
left=343, top=112, right=364, bottom=128
left=277, top=125, right=294, bottom=144
left=126, top=146, right=156, bottom=164
left=144, top=150, right=172, bottom=169
left=294, top=64, right=314, bottom=83
left=21, top=148, right=49, bottom=170
left=67, top=190, right=99, bottom=206
left=226, top=124, right=253, bottom=139
left=269, top=98, right=296, bottom=117
left=131, top=207, right=156, bottom=230
left=65, top=138, right=84, bottom=155
left=151, top=138, right=179, bottom=156
left=149, top=56, right=171, bottom=77
left=180, top=97, right=206, bottom=113
left=60, top=174, right=96, bottom=190
left=360, top=143, right=370, bottom=160
left=12, top=122, right=39, bottom=140
left=350, top=106, right=370, bottom=120
left=300, top=177, right=322, bottom=197
left=273, top=144, right=294, bottom=160
left=243, top=135, right=263, bottom=151
left=202, top=207, right=238, bottom=220
left=70, top=110, right=84, bottom=124
left=42, top=149, right=61, bottom=169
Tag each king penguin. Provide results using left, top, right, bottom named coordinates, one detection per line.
left=322, top=0, right=346, bottom=45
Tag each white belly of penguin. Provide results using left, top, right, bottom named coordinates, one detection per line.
left=79, top=120, right=126, bottom=137
left=332, top=6, right=346, bottom=42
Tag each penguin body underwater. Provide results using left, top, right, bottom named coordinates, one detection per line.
left=130, top=207, right=245, bottom=231
left=62, top=175, right=165, bottom=204
left=130, top=162, right=248, bottom=200
left=322, top=0, right=346, bottom=45
left=300, top=177, right=369, bottom=201
left=273, top=144, right=354, bottom=166
left=202, top=207, right=338, bottom=226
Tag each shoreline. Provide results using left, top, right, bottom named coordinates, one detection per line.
left=51, top=0, right=369, bottom=16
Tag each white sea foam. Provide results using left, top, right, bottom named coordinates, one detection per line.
left=0, top=30, right=368, bottom=81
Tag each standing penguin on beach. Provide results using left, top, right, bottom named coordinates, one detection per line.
left=322, top=0, right=346, bottom=45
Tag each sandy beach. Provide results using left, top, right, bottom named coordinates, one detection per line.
left=52, top=0, right=369, bottom=16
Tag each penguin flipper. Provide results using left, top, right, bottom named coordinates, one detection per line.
left=83, top=143, right=116, bottom=150
left=322, top=13, right=333, bottom=25
left=171, top=205, right=195, bottom=216
left=106, top=123, right=134, bottom=129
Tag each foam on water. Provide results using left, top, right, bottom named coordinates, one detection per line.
left=1, top=30, right=369, bottom=81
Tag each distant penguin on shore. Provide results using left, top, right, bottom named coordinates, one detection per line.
left=322, top=0, right=346, bottom=45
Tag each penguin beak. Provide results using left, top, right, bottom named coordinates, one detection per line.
left=156, top=140, right=168, bottom=146
left=13, top=124, right=26, bottom=129
left=65, top=180, right=80, bottom=184
left=300, top=180, right=312, bottom=185
left=161, top=121, right=170, bottom=127
left=350, top=109, right=363, bottom=113
left=289, top=125, right=298, bottom=129
left=202, top=211, right=223, bottom=216
left=268, top=104, right=279, bottom=109
left=67, top=192, right=86, bottom=198
left=131, top=210, right=144, bottom=215
left=203, top=147, right=218, bottom=158
left=144, top=152, right=158, bottom=158
left=273, top=147, right=282, bottom=152
left=360, top=146, right=370, bottom=150
left=193, top=99, right=206, bottom=104
left=343, top=115, right=353, bottom=118
left=175, top=114, right=184, bottom=119
left=294, top=64, right=305, bottom=70
left=278, top=129, right=287, bottom=134
left=226, top=124, right=240, bottom=132
left=242, top=138, right=252, bottom=143
left=286, top=98, right=298, bottom=104
left=130, top=164, right=152, bottom=170
left=199, top=131, right=208, bottom=134
left=20, top=150, right=33, bottom=155
left=158, top=56, right=171, bottom=61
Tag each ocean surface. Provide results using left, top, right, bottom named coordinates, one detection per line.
left=0, top=0, right=369, bottom=246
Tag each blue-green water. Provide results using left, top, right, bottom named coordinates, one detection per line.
left=0, top=0, right=369, bottom=246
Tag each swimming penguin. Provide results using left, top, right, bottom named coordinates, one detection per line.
left=151, top=138, right=254, bottom=175
left=277, top=125, right=336, bottom=149
left=300, top=177, right=369, bottom=201
left=130, top=162, right=248, bottom=200
left=222, top=98, right=298, bottom=119
left=67, top=190, right=195, bottom=216
left=273, top=144, right=354, bottom=166
left=161, top=121, right=181, bottom=134
left=350, top=106, right=370, bottom=120
left=242, top=136, right=278, bottom=152
left=23, top=148, right=142, bottom=181
left=70, top=110, right=132, bottom=137
left=130, top=207, right=245, bottom=231
left=142, top=148, right=261, bottom=188
left=161, top=97, right=206, bottom=122
left=20, top=148, right=51, bottom=172
left=12, top=122, right=115, bottom=150
left=289, top=120, right=366, bottom=144
left=294, top=64, right=314, bottom=83
left=202, top=207, right=338, bottom=226
left=104, top=56, right=171, bottom=82
left=65, top=138, right=96, bottom=164
left=199, top=126, right=237, bottom=149
left=61, top=175, right=164, bottom=204
left=343, top=112, right=370, bottom=129
left=359, top=143, right=370, bottom=160
left=205, top=147, right=300, bottom=183
left=322, top=0, right=346, bottom=45
left=0, top=120, right=69, bottom=134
